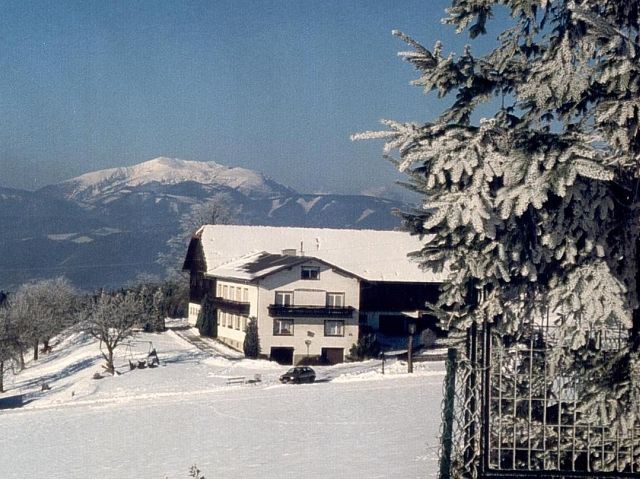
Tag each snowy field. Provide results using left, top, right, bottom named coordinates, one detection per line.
left=0, top=323, right=445, bottom=478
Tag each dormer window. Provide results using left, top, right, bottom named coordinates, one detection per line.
left=326, top=293, right=345, bottom=308
left=301, top=266, right=320, bottom=280
left=275, top=291, right=293, bottom=306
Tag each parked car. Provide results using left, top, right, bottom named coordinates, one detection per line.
left=279, top=366, right=316, bottom=384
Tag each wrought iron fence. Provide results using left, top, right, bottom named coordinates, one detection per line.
left=440, top=320, right=639, bottom=479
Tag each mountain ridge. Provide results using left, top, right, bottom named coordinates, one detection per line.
left=40, top=157, right=296, bottom=202
left=0, top=157, right=410, bottom=290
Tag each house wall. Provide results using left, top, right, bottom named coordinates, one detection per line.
left=215, top=279, right=257, bottom=351
left=185, top=251, right=443, bottom=362
left=359, top=281, right=440, bottom=312
left=185, top=238, right=213, bottom=326
left=255, top=260, right=360, bottom=364
left=358, top=282, right=442, bottom=337
left=187, top=275, right=214, bottom=326
left=187, top=303, right=201, bottom=326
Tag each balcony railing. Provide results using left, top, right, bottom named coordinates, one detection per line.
left=212, top=297, right=250, bottom=315
left=268, top=305, right=354, bottom=318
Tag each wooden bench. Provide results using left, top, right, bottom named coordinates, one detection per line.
left=226, top=376, right=245, bottom=385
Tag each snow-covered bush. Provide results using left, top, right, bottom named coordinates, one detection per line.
left=348, top=334, right=381, bottom=361
left=243, top=317, right=260, bottom=359
left=195, top=293, right=216, bottom=338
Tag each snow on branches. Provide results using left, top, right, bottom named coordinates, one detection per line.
left=356, top=1, right=639, bottom=340
left=354, top=1, right=640, bottom=470
left=356, top=1, right=640, bottom=437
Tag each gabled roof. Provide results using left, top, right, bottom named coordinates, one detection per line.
left=208, top=251, right=352, bottom=281
left=188, top=225, right=445, bottom=283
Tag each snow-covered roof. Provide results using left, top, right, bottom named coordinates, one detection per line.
left=195, top=225, right=445, bottom=283
left=209, top=252, right=345, bottom=281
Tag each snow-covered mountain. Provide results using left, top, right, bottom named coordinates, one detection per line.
left=45, top=157, right=295, bottom=202
left=41, top=157, right=407, bottom=231
left=1, top=157, right=409, bottom=290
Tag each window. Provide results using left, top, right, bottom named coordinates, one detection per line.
left=241, top=316, right=248, bottom=332
left=229, top=286, right=235, bottom=299
left=223, top=285, right=228, bottom=299
left=243, top=288, right=249, bottom=302
left=324, top=320, right=345, bottom=337
left=273, top=318, right=294, bottom=336
left=275, top=291, right=293, bottom=306
left=234, top=314, right=240, bottom=330
left=217, top=311, right=221, bottom=326
left=326, top=293, right=345, bottom=308
left=217, top=283, right=222, bottom=297
left=301, top=266, right=320, bottom=280
left=235, top=287, right=242, bottom=302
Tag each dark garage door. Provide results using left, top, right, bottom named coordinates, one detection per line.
left=270, top=347, right=294, bottom=365
left=321, top=348, right=344, bottom=365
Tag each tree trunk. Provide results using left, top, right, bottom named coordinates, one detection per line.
left=106, top=346, right=115, bottom=375
left=633, top=307, right=640, bottom=351
left=19, top=348, right=25, bottom=370
left=33, top=339, right=38, bottom=361
left=0, top=360, right=4, bottom=393
left=633, top=238, right=640, bottom=351
left=43, top=338, right=50, bottom=353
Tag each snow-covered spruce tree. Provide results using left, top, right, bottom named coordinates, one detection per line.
left=243, top=317, right=260, bottom=359
left=354, top=0, right=639, bottom=470
left=195, top=293, right=217, bottom=338
left=135, top=283, right=167, bottom=332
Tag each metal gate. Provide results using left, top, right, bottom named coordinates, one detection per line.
left=440, top=320, right=639, bottom=478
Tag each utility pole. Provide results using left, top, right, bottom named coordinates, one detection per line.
left=408, top=322, right=416, bottom=373
left=305, top=339, right=311, bottom=359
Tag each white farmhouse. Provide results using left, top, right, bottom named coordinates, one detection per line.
left=206, top=251, right=359, bottom=364
left=183, top=225, right=444, bottom=364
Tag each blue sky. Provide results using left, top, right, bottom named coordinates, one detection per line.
left=1, top=1, right=502, bottom=196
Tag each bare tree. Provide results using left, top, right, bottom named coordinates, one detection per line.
left=83, top=291, right=143, bottom=374
left=10, top=277, right=77, bottom=361
left=7, top=291, right=32, bottom=368
left=159, top=194, right=239, bottom=272
left=185, top=194, right=234, bottom=231
left=0, top=307, right=20, bottom=393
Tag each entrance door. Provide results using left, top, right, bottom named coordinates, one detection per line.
left=321, top=347, right=344, bottom=365
left=270, top=347, right=294, bottom=365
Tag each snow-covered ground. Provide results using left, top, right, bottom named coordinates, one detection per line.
left=0, top=323, right=445, bottom=478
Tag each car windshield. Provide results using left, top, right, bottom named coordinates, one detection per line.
left=286, top=368, right=296, bottom=374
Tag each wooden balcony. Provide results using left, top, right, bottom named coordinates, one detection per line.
left=268, top=305, right=354, bottom=318
left=212, top=297, right=250, bottom=315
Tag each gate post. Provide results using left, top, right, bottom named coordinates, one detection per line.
left=439, top=347, right=457, bottom=479
left=465, top=322, right=478, bottom=470
left=481, top=321, right=491, bottom=474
